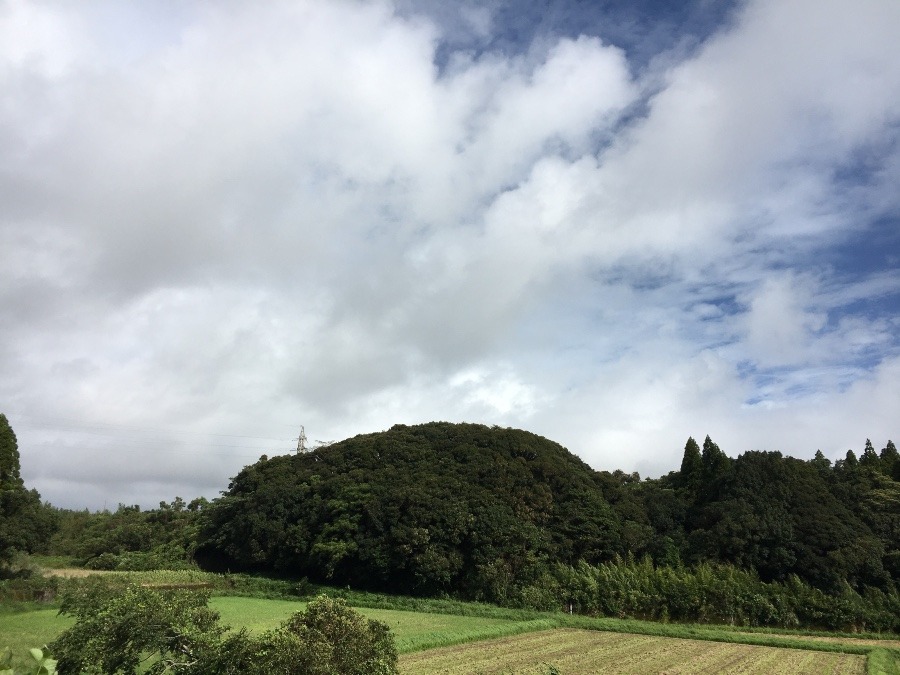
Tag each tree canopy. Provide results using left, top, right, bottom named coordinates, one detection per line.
left=197, top=422, right=625, bottom=601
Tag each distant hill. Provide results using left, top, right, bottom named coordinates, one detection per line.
left=196, top=422, right=622, bottom=597
left=196, top=423, right=900, bottom=604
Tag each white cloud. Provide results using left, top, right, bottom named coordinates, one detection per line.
left=739, top=275, right=826, bottom=367
left=2, top=0, right=900, bottom=508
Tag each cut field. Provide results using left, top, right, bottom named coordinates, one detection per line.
left=398, top=628, right=867, bottom=675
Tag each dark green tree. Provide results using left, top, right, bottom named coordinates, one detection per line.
left=0, top=413, right=53, bottom=570
left=860, top=439, right=882, bottom=472
left=0, top=413, right=22, bottom=485
left=811, top=450, right=832, bottom=472
left=880, top=440, right=899, bottom=479
left=700, top=435, right=731, bottom=491
left=678, top=437, right=703, bottom=493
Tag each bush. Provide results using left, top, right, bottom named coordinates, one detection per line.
left=212, top=596, right=397, bottom=675
left=48, top=581, right=397, bottom=675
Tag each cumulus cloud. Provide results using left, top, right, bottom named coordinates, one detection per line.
left=1, top=0, right=899, bottom=508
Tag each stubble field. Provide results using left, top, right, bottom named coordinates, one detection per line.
left=398, top=628, right=867, bottom=675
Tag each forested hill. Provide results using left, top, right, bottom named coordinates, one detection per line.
left=195, top=423, right=900, bottom=606
left=196, top=422, right=621, bottom=596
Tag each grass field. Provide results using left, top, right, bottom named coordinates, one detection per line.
left=2, top=595, right=896, bottom=673
left=399, top=628, right=868, bottom=675
left=0, top=596, right=540, bottom=667
left=209, top=595, right=540, bottom=652
left=0, top=608, right=74, bottom=662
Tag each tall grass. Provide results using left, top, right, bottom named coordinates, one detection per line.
left=867, top=648, right=900, bottom=675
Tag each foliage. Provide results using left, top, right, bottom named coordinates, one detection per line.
left=1, top=415, right=56, bottom=573
left=48, top=581, right=397, bottom=675
left=0, top=647, right=57, bottom=675
left=48, top=497, right=207, bottom=571
left=549, top=557, right=900, bottom=632
left=196, top=422, right=625, bottom=602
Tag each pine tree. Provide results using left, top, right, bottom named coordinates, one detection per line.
left=879, top=440, right=899, bottom=479
left=860, top=439, right=881, bottom=471
left=701, top=435, right=731, bottom=482
left=679, top=437, right=703, bottom=493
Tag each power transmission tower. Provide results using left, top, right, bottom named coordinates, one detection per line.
left=296, top=425, right=307, bottom=453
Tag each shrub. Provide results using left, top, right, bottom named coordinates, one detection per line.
left=48, top=581, right=397, bottom=674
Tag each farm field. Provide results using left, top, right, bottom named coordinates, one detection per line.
left=0, top=596, right=536, bottom=664
left=210, top=596, right=535, bottom=652
left=398, top=628, right=867, bottom=675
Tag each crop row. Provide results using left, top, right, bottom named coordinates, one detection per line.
left=398, top=628, right=867, bottom=675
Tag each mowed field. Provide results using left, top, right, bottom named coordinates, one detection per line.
left=398, top=628, right=867, bottom=675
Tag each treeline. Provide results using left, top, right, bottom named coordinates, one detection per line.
left=49, top=497, right=208, bottom=571
left=517, top=559, right=900, bottom=632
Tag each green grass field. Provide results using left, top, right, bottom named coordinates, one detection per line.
left=0, top=596, right=539, bottom=669
left=209, top=595, right=539, bottom=653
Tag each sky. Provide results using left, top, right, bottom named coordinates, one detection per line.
left=2, top=0, right=899, bottom=511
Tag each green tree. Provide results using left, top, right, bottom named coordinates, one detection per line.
left=678, top=437, right=702, bottom=494
left=860, top=439, right=881, bottom=472
left=879, top=440, right=899, bottom=479
left=811, top=450, right=831, bottom=472
left=0, top=414, right=53, bottom=571
left=700, top=435, right=731, bottom=492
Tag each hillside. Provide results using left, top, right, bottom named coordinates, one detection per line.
left=193, top=423, right=900, bottom=619
left=196, top=422, right=623, bottom=597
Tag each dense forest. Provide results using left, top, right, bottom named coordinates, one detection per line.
left=195, top=424, right=900, bottom=598
left=3, top=417, right=900, bottom=630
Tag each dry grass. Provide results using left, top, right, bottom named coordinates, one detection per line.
left=40, top=568, right=116, bottom=578
left=399, top=628, right=867, bottom=675
left=733, top=632, right=900, bottom=649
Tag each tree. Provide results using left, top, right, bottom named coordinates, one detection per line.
left=880, top=440, right=899, bottom=479
left=811, top=450, right=831, bottom=472
left=0, top=414, right=22, bottom=486
left=678, top=437, right=702, bottom=493
left=700, top=436, right=731, bottom=488
left=860, top=439, right=881, bottom=472
left=0, top=414, right=53, bottom=570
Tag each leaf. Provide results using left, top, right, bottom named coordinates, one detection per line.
left=30, top=648, right=44, bottom=661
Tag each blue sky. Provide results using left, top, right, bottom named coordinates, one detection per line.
left=1, top=0, right=899, bottom=509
